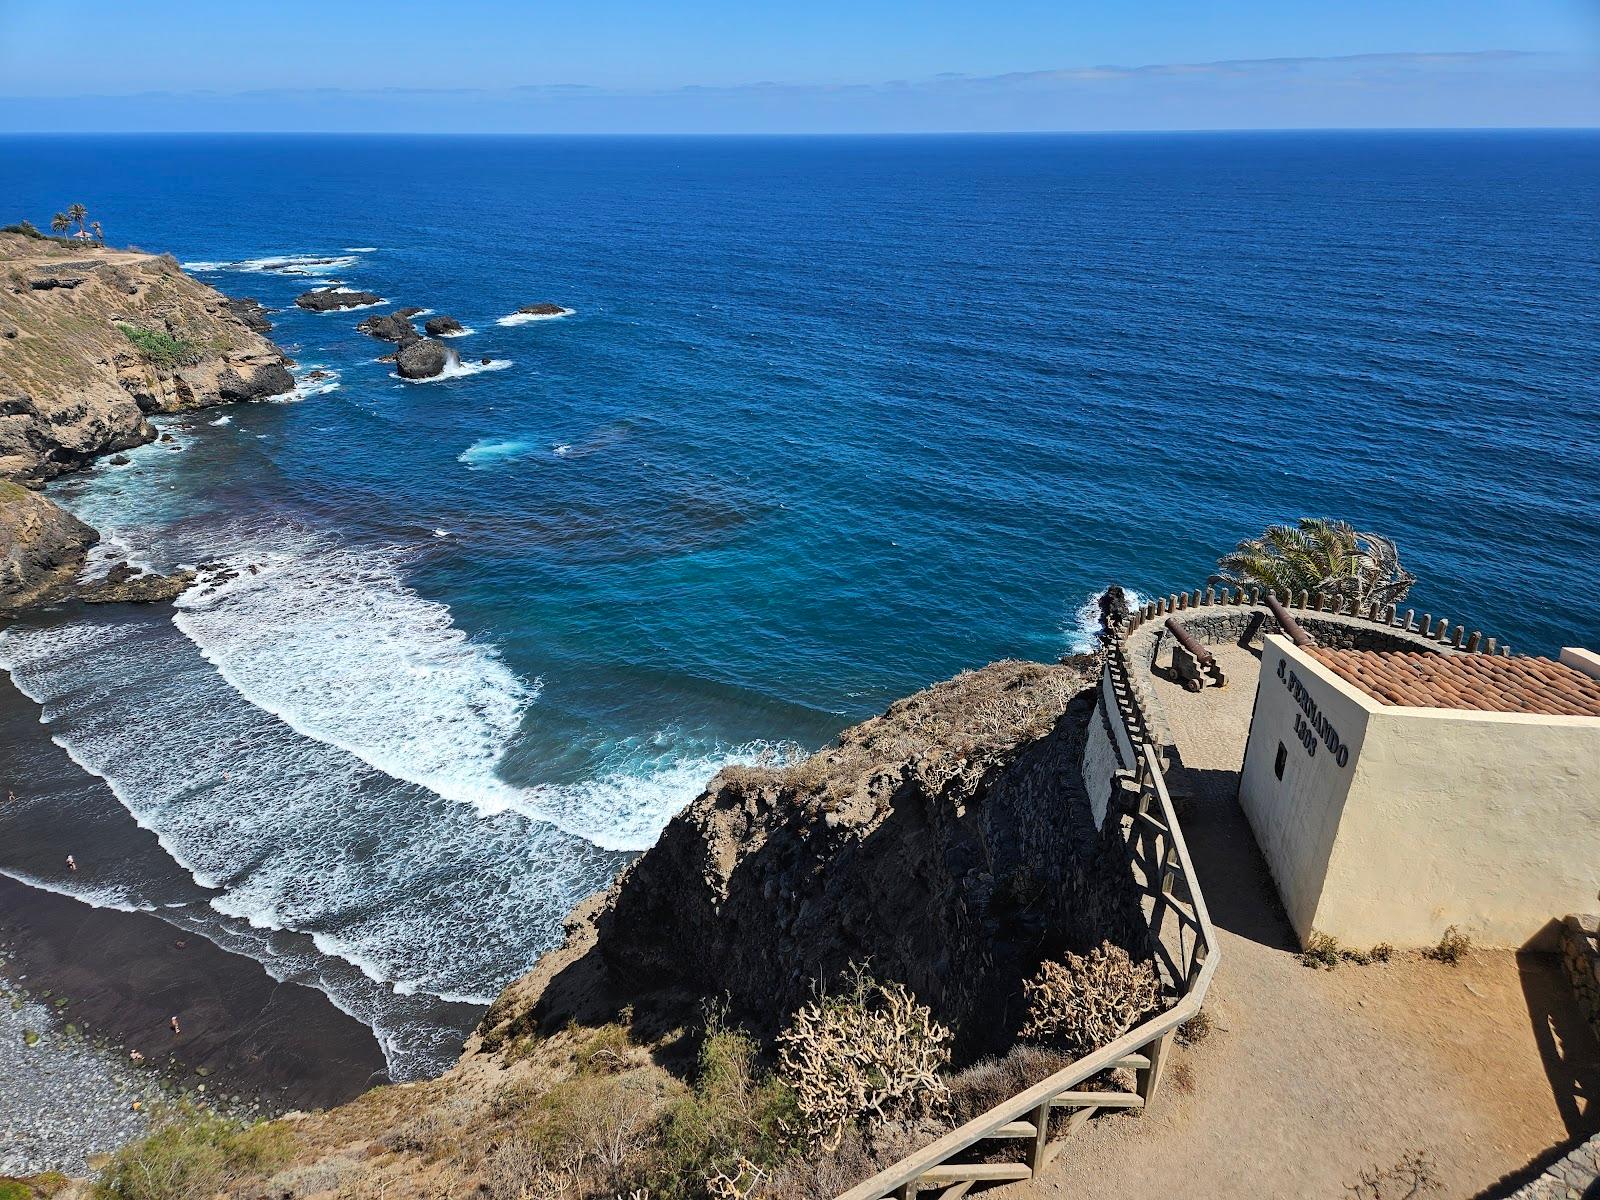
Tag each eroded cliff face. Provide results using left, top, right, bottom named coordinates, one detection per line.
left=0, top=232, right=293, bottom=481
left=0, top=480, right=98, bottom=609
left=0, top=232, right=295, bottom=608
left=481, top=658, right=1147, bottom=1063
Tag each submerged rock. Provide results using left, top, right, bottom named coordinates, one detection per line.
left=356, top=313, right=418, bottom=342
left=423, top=315, right=464, bottom=337
left=395, top=338, right=451, bottom=380
left=294, top=289, right=381, bottom=312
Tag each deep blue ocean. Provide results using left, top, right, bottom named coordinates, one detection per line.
left=1, top=132, right=1596, bottom=1077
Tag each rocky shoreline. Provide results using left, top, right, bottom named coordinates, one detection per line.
left=0, top=231, right=298, bottom=611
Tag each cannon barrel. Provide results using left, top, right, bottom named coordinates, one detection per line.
left=1264, top=592, right=1315, bottom=647
left=1163, top=617, right=1215, bottom=665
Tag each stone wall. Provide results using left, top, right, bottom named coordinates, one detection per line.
left=1501, top=1130, right=1600, bottom=1199
left=1561, top=915, right=1600, bottom=1044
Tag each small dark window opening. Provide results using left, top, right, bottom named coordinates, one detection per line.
left=1274, top=742, right=1288, bottom=780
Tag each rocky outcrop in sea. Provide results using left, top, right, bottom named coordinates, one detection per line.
left=424, top=315, right=464, bottom=337
left=357, top=312, right=418, bottom=342
left=294, top=288, right=381, bottom=312
left=396, top=338, right=451, bottom=379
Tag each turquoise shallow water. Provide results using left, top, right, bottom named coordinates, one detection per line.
left=0, top=131, right=1596, bottom=1075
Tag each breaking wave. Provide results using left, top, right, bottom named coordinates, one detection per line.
left=496, top=306, right=574, bottom=326
left=180, top=253, right=359, bottom=277
left=392, top=357, right=512, bottom=384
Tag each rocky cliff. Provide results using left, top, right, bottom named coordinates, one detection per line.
left=481, top=657, right=1146, bottom=1063
left=0, top=231, right=295, bottom=607
left=0, top=232, right=293, bottom=481
left=0, top=480, right=98, bottom=609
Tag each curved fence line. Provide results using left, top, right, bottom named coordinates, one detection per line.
left=837, top=625, right=1218, bottom=1198
left=838, top=585, right=1471, bottom=1199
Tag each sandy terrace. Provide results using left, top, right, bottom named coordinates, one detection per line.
left=1008, top=641, right=1599, bottom=1200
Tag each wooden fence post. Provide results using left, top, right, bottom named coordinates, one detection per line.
left=1029, top=1099, right=1054, bottom=1175
left=1136, top=1031, right=1174, bottom=1107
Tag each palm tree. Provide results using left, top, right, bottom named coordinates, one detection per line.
left=67, top=203, right=88, bottom=236
left=90, top=220, right=104, bottom=243
left=1210, top=518, right=1416, bottom=607
left=50, top=212, right=71, bottom=235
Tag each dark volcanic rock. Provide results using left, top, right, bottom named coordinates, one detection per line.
left=394, top=306, right=426, bottom=318
left=517, top=302, right=566, bottom=316
left=294, top=289, right=382, bottom=313
left=0, top=482, right=99, bottom=609
left=217, top=361, right=295, bottom=402
left=78, top=561, right=196, bottom=605
left=357, top=313, right=418, bottom=342
left=395, top=338, right=451, bottom=380
left=481, top=660, right=1148, bottom=1062
left=225, top=297, right=272, bottom=334
left=423, top=315, right=464, bottom=337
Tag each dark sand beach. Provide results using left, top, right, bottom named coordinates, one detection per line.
left=0, top=667, right=388, bottom=1172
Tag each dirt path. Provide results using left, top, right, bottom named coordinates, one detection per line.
left=1008, top=643, right=1599, bottom=1199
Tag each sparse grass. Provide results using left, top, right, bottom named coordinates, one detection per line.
left=91, top=1104, right=293, bottom=1200
left=1424, top=926, right=1471, bottom=966
left=116, top=323, right=198, bottom=369
left=574, top=1020, right=633, bottom=1075
left=1299, top=932, right=1395, bottom=970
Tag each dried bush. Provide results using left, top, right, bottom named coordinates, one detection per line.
left=1424, top=926, right=1471, bottom=966
left=1176, top=1009, right=1214, bottom=1046
left=91, top=1104, right=293, bottom=1200
left=1019, top=942, right=1159, bottom=1056
left=657, top=1026, right=796, bottom=1197
left=260, top=1155, right=366, bottom=1198
left=776, top=967, right=952, bottom=1151
left=944, top=1044, right=1076, bottom=1125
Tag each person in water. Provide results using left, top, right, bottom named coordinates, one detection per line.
left=169, top=1015, right=181, bottom=1036
left=65, top=854, right=77, bottom=872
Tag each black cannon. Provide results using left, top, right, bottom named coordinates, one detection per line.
left=1164, top=617, right=1227, bottom=691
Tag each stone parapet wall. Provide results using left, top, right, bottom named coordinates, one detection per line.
left=1502, top=1130, right=1600, bottom=1199
left=1561, top=915, right=1600, bottom=1043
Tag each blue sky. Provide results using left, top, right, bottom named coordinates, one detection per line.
left=1, top=0, right=1595, bottom=132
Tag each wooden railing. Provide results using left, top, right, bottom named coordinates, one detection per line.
left=837, top=735, right=1218, bottom=1200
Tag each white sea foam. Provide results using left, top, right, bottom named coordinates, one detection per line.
left=174, top=538, right=539, bottom=818
left=287, top=365, right=341, bottom=400
left=459, top=438, right=537, bottom=468
left=210, top=414, right=232, bottom=426
left=439, top=326, right=476, bottom=338
left=495, top=306, right=574, bottom=326
left=344, top=247, right=378, bottom=253
left=1064, top=588, right=1149, bottom=655
left=180, top=253, right=359, bottom=277
left=392, top=356, right=512, bottom=384
left=552, top=443, right=572, bottom=458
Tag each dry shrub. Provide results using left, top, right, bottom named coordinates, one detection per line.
left=776, top=967, right=952, bottom=1151
left=1019, top=943, right=1159, bottom=1056
left=1424, top=926, right=1471, bottom=966
left=657, top=1026, right=796, bottom=1198
left=755, top=1123, right=929, bottom=1200
left=1177, top=1009, right=1214, bottom=1046
left=260, top=1155, right=366, bottom=1198
left=944, top=1044, right=1076, bottom=1125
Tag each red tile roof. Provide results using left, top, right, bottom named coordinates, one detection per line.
left=1304, top=647, right=1600, bottom=718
